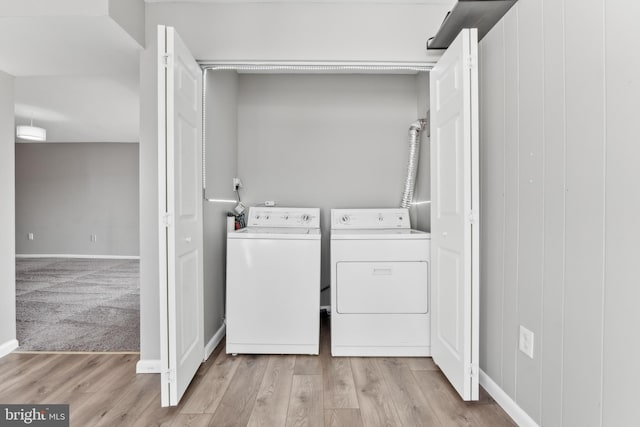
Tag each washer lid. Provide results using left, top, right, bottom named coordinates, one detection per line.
left=331, top=228, right=430, bottom=240
left=228, top=227, right=321, bottom=240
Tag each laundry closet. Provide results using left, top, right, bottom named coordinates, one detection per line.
left=156, top=25, right=479, bottom=407
left=203, top=68, right=433, bottom=298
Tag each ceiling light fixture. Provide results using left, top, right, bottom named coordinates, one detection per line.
left=16, top=114, right=46, bottom=142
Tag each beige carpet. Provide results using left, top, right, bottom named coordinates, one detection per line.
left=16, top=258, right=139, bottom=352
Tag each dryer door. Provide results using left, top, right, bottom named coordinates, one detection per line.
left=336, top=261, right=429, bottom=314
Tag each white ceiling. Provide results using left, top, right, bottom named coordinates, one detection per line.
left=0, top=13, right=142, bottom=142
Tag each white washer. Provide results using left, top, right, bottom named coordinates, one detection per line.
left=226, top=207, right=321, bottom=355
left=330, top=208, right=431, bottom=356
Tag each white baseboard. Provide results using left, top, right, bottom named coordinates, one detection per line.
left=136, top=359, right=161, bottom=374
left=136, top=324, right=226, bottom=373
left=480, top=369, right=539, bottom=427
left=204, top=322, right=226, bottom=360
left=16, top=254, right=139, bottom=260
left=0, top=339, right=19, bottom=359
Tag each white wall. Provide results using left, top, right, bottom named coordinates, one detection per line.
left=15, top=143, right=139, bottom=257
left=0, top=0, right=105, bottom=17
left=601, top=2, right=640, bottom=425
left=0, top=70, right=16, bottom=350
left=479, top=0, right=640, bottom=425
left=145, top=2, right=450, bottom=63
left=108, top=0, right=145, bottom=47
left=140, top=1, right=449, bottom=362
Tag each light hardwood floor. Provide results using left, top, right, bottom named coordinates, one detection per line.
left=0, top=319, right=515, bottom=426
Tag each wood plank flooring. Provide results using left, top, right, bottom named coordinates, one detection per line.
left=0, top=319, right=515, bottom=426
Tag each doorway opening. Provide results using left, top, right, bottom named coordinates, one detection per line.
left=14, top=142, right=140, bottom=353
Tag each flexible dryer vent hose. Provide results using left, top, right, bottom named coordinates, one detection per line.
left=400, top=119, right=428, bottom=208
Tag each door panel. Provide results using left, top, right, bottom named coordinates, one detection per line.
left=437, top=117, right=461, bottom=216
left=336, top=261, right=429, bottom=314
left=178, top=121, right=198, bottom=219
left=436, top=247, right=461, bottom=354
left=177, top=250, right=198, bottom=357
left=158, top=25, right=204, bottom=407
left=430, top=28, right=479, bottom=401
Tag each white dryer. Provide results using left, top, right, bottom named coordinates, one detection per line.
left=330, top=208, right=431, bottom=356
left=226, top=207, right=321, bottom=355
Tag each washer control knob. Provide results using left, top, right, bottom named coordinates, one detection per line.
left=340, top=215, right=350, bottom=224
left=378, top=214, right=384, bottom=222
left=283, top=215, right=289, bottom=220
left=301, top=214, right=311, bottom=223
left=264, top=215, right=269, bottom=220
left=255, top=215, right=260, bottom=220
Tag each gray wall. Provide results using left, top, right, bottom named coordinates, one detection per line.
left=15, top=143, right=139, bottom=257
left=0, top=70, right=16, bottom=347
left=139, top=31, right=158, bottom=360
left=203, top=70, right=238, bottom=343
left=413, top=71, right=431, bottom=233
left=237, top=73, right=425, bottom=298
left=140, top=1, right=449, bottom=362
left=479, top=0, right=640, bottom=425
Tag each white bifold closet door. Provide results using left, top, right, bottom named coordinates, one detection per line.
left=157, top=25, right=204, bottom=407
left=430, top=28, right=480, bottom=401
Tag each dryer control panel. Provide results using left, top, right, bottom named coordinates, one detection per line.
left=247, top=207, right=320, bottom=228
left=331, top=208, right=411, bottom=229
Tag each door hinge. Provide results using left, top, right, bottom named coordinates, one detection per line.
left=163, top=368, right=176, bottom=383
left=467, top=210, right=477, bottom=224
left=162, top=212, right=173, bottom=227
left=467, top=55, right=476, bottom=70
left=162, top=53, right=171, bottom=68
left=467, top=364, right=478, bottom=379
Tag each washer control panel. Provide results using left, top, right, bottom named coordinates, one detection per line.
left=247, top=207, right=320, bottom=228
left=331, top=208, right=411, bottom=229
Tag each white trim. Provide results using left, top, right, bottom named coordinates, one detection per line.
left=479, top=370, right=539, bottom=427
left=199, top=60, right=434, bottom=72
left=136, top=359, right=162, bottom=374
left=15, top=141, right=138, bottom=144
left=158, top=24, right=171, bottom=407
left=0, top=339, right=19, bottom=359
left=204, top=322, right=226, bottom=360
left=15, top=351, right=138, bottom=355
left=16, top=254, right=139, bottom=260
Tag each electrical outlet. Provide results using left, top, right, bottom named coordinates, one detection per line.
left=28, top=233, right=34, bottom=241
left=232, top=177, right=243, bottom=191
left=90, top=234, right=97, bottom=242
left=519, top=325, right=535, bottom=359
